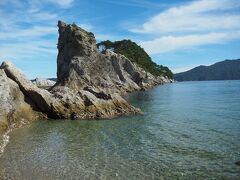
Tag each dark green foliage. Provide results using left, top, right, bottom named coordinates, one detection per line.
left=174, top=59, right=240, bottom=81
left=97, top=40, right=173, bottom=79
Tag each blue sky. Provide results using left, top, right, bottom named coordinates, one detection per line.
left=0, top=0, right=240, bottom=79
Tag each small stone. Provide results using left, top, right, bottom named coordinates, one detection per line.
left=235, top=161, right=240, bottom=166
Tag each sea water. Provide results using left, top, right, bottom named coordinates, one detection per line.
left=0, top=81, right=239, bottom=179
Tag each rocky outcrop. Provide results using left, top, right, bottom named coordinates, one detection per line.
left=1, top=61, right=68, bottom=119
left=0, top=68, right=42, bottom=134
left=0, top=20, right=170, bottom=134
left=1, top=61, right=140, bottom=122
left=0, top=60, right=140, bottom=134
left=103, top=50, right=161, bottom=91
left=55, top=21, right=167, bottom=94
left=31, top=78, right=56, bottom=87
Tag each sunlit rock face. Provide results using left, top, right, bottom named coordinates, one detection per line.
left=0, top=65, right=43, bottom=135
left=55, top=21, right=165, bottom=93
left=0, top=20, right=170, bottom=134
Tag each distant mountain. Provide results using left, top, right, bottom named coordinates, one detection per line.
left=174, top=59, right=240, bottom=81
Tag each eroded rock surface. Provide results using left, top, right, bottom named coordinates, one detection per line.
left=0, top=20, right=171, bottom=134
left=1, top=61, right=67, bottom=119
left=0, top=68, right=41, bottom=134
left=0, top=60, right=140, bottom=129
left=55, top=21, right=167, bottom=93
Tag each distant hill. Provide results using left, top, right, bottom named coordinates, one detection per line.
left=174, top=59, right=240, bottom=81
left=97, top=40, right=173, bottom=79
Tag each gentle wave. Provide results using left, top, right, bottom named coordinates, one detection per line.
left=0, top=81, right=239, bottom=179
left=0, top=120, right=30, bottom=156
left=0, top=129, right=10, bottom=156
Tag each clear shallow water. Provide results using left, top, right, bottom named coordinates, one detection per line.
left=0, top=81, right=240, bottom=179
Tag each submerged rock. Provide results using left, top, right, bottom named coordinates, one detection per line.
left=235, top=161, right=240, bottom=166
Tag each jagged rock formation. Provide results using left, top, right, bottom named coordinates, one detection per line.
left=97, top=40, right=174, bottom=79
left=1, top=61, right=66, bottom=119
left=0, top=68, right=43, bottom=134
left=0, top=60, right=140, bottom=135
left=0, top=61, right=139, bottom=122
left=55, top=21, right=168, bottom=93
left=0, top=20, right=170, bottom=135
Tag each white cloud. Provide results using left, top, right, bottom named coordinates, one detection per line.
left=0, top=0, right=78, bottom=78
left=46, top=0, right=74, bottom=8
left=0, top=26, right=56, bottom=40
left=131, top=0, right=240, bottom=55
left=0, top=0, right=59, bottom=68
left=0, top=41, right=57, bottom=61
left=140, top=31, right=240, bottom=54
left=0, top=0, right=22, bottom=7
left=102, top=0, right=168, bottom=9
left=132, top=0, right=240, bottom=34
left=31, top=12, right=57, bottom=21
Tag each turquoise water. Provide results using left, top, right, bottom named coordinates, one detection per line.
left=0, top=81, right=240, bottom=179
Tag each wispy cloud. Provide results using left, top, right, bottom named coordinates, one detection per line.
left=0, top=0, right=74, bottom=8
left=132, top=0, right=240, bottom=34
left=0, top=40, right=57, bottom=60
left=140, top=31, right=240, bottom=54
left=0, top=26, right=56, bottom=41
left=131, top=0, right=240, bottom=54
left=45, top=0, right=74, bottom=8
left=102, top=0, right=168, bottom=9
left=0, top=0, right=64, bottom=78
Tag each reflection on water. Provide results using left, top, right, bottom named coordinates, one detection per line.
left=0, top=81, right=240, bottom=179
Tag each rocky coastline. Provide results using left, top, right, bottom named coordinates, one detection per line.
left=0, top=21, right=172, bottom=136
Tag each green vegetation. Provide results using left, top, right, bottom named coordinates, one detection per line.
left=97, top=40, right=173, bottom=79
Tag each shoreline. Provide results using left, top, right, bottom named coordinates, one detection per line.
left=0, top=21, right=173, bottom=154
left=0, top=126, right=12, bottom=157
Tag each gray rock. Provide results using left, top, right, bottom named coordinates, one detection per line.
left=0, top=20, right=170, bottom=134
left=1, top=61, right=67, bottom=119
left=31, top=78, right=56, bottom=87
left=55, top=21, right=167, bottom=94
left=0, top=60, right=140, bottom=122
left=0, top=69, right=41, bottom=134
